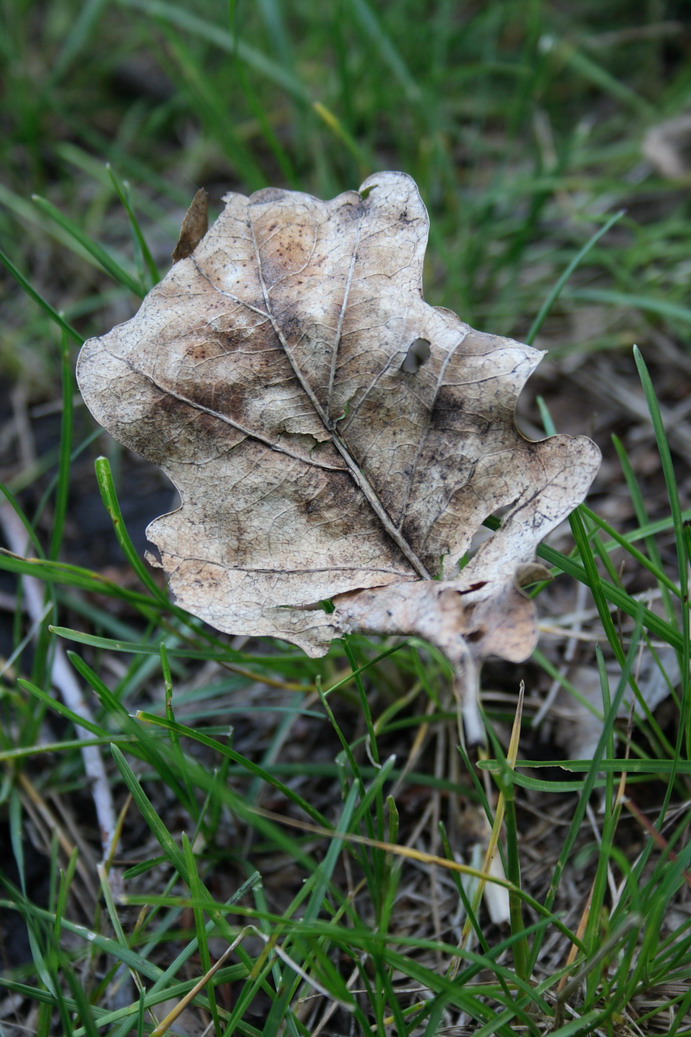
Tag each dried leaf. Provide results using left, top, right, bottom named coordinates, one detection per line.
left=172, top=188, right=209, bottom=262
left=77, top=172, right=600, bottom=742
left=643, top=114, right=691, bottom=178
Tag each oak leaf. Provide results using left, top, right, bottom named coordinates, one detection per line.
left=77, top=172, right=600, bottom=742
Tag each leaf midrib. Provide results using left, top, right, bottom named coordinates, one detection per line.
left=248, top=208, right=432, bottom=581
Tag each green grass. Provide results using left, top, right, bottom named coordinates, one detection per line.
left=2, top=1, right=691, bottom=1034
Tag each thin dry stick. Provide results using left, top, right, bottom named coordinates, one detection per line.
left=623, top=797, right=691, bottom=889
left=150, top=925, right=354, bottom=1037
left=302, top=963, right=360, bottom=1037
left=17, top=771, right=99, bottom=904
left=0, top=501, right=118, bottom=869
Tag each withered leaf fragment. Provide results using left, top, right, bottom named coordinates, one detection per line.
left=78, top=172, right=600, bottom=743
left=172, top=188, right=208, bottom=263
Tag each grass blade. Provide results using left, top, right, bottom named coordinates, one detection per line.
left=31, top=195, right=144, bottom=296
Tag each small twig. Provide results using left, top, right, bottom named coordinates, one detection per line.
left=150, top=924, right=353, bottom=1037
left=623, top=796, right=691, bottom=890
left=0, top=500, right=118, bottom=871
left=17, top=770, right=99, bottom=904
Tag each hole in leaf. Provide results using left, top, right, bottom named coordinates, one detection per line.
left=401, top=337, right=431, bottom=374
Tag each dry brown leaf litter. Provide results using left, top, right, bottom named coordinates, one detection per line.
left=77, top=171, right=600, bottom=742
